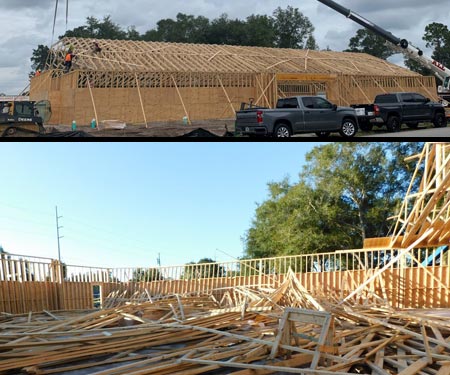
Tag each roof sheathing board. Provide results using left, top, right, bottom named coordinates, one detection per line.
left=49, top=37, right=421, bottom=76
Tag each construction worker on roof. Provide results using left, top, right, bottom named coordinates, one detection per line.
left=35, top=69, right=41, bottom=77
left=64, top=49, right=75, bottom=73
left=93, top=41, right=102, bottom=54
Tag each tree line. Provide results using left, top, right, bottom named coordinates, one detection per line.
left=31, top=7, right=450, bottom=77
left=31, top=6, right=317, bottom=73
left=242, top=143, right=424, bottom=259
left=345, top=24, right=450, bottom=77
left=135, top=143, right=426, bottom=269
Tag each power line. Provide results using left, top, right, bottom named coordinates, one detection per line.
left=0, top=200, right=167, bottom=261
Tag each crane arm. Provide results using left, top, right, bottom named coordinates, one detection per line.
left=316, top=0, right=450, bottom=89
left=316, top=0, right=400, bottom=46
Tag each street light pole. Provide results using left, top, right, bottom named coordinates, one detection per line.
left=55, top=206, right=63, bottom=262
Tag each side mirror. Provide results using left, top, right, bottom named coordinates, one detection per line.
left=332, top=104, right=337, bottom=111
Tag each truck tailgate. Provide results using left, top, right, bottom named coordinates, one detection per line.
left=235, top=110, right=259, bottom=125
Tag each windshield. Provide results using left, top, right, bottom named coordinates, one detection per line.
left=444, top=76, right=450, bottom=89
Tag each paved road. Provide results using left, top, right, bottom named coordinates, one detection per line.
left=294, top=125, right=450, bottom=139
left=363, top=126, right=450, bottom=138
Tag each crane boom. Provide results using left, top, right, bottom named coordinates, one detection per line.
left=316, top=0, right=450, bottom=98
left=316, top=0, right=401, bottom=46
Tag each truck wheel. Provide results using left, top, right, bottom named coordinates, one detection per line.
left=339, top=119, right=357, bottom=138
left=406, top=122, right=419, bottom=129
left=315, top=131, right=330, bottom=138
left=273, top=123, right=292, bottom=138
left=433, top=112, right=447, bottom=128
left=386, top=116, right=401, bottom=132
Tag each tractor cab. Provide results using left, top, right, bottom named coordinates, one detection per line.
left=0, top=100, right=51, bottom=136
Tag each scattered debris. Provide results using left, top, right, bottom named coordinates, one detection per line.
left=99, top=120, right=127, bottom=130
left=1, top=271, right=449, bottom=374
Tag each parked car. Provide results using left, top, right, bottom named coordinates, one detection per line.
left=352, top=92, right=447, bottom=132
left=235, top=96, right=358, bottom=138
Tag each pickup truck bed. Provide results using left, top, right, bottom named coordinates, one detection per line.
left=235, top=96, right=359, bottom=138
left=352, top=92, right=447, bottom=131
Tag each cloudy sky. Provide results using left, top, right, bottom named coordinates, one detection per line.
left=1, top=0, right=449, bottom=94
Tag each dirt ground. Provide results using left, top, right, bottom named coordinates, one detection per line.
left=4, top=117, right=447, bottom=138
left=45, top=119, right=236, bottom=138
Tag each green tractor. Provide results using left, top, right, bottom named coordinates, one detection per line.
left=0, top=100, right=51, bottom=137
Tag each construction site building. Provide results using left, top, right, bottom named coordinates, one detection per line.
left=29, top=37, right=438, bottom=125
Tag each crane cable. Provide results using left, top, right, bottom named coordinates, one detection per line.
left=66, top=0, right=69, bottom=31
left=51, top=0, right=59, bottom=46
left=50, top=0, right=68, bottom=46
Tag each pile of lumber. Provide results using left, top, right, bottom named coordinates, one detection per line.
left=1, top=271, right=449, bottom=374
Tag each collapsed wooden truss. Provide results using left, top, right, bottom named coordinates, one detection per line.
left=390, top=143, right=450, bottom=248
left=1, top=144, right=449, bottom=373
left=1, top=271, right=449, bottom=374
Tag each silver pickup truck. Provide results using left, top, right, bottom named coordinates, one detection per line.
left=235, top=96, right=358, bottom=138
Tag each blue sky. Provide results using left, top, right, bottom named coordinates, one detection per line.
left=0, top=142, right=322, bottom=268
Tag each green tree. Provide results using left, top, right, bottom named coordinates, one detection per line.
left=404, top=23, right=450, bottom=77
left=206, top=14, right=248, bottom=45
left=182, top=258, right=225, bottom=279
left=30, top=44, right=50, bottom=76
left=126, top=26, right=141, bottom=41
left=244, top=178, right=355, bottom=259
left=272, top=6, right=317, bottom=49
left=131, top=267, right=164, bottom=282
left=148, top=13, right=210, bottom=43
left=62, top=16, right=128, bottom=40
left=404, top=58, right=432, bottom=76
left=244, top=14, right=276, bottom=47
left=345, top=28, right=395, bottom=60
left=423, top=22, right=450, bottom=67
left=243, top=143, right=424, bottom=259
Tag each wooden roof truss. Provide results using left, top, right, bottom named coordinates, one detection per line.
left=46, top=37, right=422, bottom=76
left=391, top=142, right=450, bottom=248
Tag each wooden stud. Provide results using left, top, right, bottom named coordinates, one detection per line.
left=135, top=73, right=148, bottom=128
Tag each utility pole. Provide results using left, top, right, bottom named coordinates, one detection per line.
left=55, top=206, right=63, bottom=262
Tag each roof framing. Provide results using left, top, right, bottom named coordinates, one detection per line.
left=390, top=142, right=450, bottom=248
left=47, top=37, right=421, bottom=76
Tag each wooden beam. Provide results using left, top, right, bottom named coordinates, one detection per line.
left=170, top=74, right=191, bottom=125
left=86, top=79, right=99, bottom=129
left=135, top=73, right=148, bottom=128
left=276, top=73, right=338, bottom=81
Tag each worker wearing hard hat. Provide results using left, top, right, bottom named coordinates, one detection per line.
left=64, top=49, right=75, bottom=73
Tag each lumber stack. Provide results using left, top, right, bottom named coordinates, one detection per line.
left=1, top=272, right=449, bottom=374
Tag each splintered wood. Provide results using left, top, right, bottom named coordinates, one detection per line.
left=1, top=271, right=449, bottom=374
